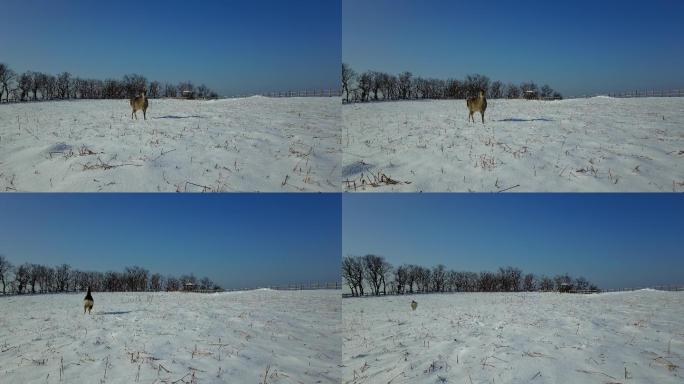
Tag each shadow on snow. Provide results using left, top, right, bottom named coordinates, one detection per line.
left=94, top=310, right=134, bottom=315
left=497, top=117, right=554, bottom=122
left=154, top=115, right=202, bottom=119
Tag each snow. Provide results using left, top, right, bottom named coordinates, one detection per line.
left=343, top=290, right=684, bottom=383
left=0, top=97, right=340, bottom=192
left=0, top=290, right=341, bottom=383
left=342, top=97, right=684, bottom=192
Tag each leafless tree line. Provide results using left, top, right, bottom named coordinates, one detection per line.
left=0, top=62, right=218, bottom=103
left=341, top=63, right=562, bottom=104
left=0, top=254, right=219, bottom=295
left=342, top=254, right=597, bottom=297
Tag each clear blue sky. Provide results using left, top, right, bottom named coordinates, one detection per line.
left=0, top=0, right=340, bottom=96
left=0, top=194, right=341, bottom=289
left=343, top=193, right=684, bottom=289
left=343, top=0, right=684, bottom=97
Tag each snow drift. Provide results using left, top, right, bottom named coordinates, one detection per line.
left=343, top=290, right=684, bottom=383
left=342, top=97, right=684, bottom=192
left=0, top=290, right=341, bottom=383
left=0, top=97, right=340, bottom=192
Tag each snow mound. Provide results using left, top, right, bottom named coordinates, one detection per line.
left=0, top=97, right=341, bottom=192
left=0, top=290, right=341, bottom=383
left=342, top=97, right=684, bottom=192
left=344, top=292, right=684, bottom=383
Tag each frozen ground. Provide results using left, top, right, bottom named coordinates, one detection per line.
left=342, top=97, right=684, bottom=192
left=0, top=289, right=341, bottom=384
left=343, top=290, right=684, bottom=384
left=0, top=97, right=340, bottom=191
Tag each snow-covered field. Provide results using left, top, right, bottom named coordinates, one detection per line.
left=0, top=290, right=341, bottom=383
left=343, top=290, right=684, bottom=384
left=342, top=97, right=684, bottom=192
left=0, top=97, right=340, bottom=191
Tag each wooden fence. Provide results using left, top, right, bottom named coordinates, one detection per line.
left=608, top=89, right=684, bottom=98
left=342, top=285, right=684, bottom=298
left=221, top=282, right=341, bottom=293
left=570, top=89, right=684, bottom=99
left=598, top=285, right=684, bottom=293
left=261, top=89, right=341, bottom=98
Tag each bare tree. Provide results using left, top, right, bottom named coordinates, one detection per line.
left=522, top=273, right=536, bottom=291
left=358, top=72, right=372, bottom=102
left=200, top=276, right=213, bottom=290
left=398, top=71, right=412, bottom=99
left=505, top=83, right=520, bottom=99
left=540, top=84, right=554, bottom=99
left=165, top=276, right=180, bottom=291
left=150, top=273, right=163, bottom=291
left=177, top=81, right=195, bottom=98
left=554, top=274, right=573, bottom=292
left=415, top=266, right=431, bottom=292
left=123, top=74, right=148, bottom=98
left=406, top=264, right=420, bottom=293
left=196, top=84, right=209, bottom=99
left=103, top=79, right=124, bottom=99
left=489, top=80, right=503, bottom=99
left=362, top=254, right=387, bottom=295
left=445, top=79, right=465, bottom=99
left=57, top=72, right=71, bottom=99
left=148, top=81, right=160, bottom=98
left=0, top=255, right=13, bottom=294
left=394, top=264, right=408, bottom=294
left=341, top=63, right=356, bottom=103
left=17, top=72, right=32, bottom=101
left=0, top=63, right=17, bottom=102
left=574, top=276, right=589, bottom=291
left=520, top=81, right=539, bottom=99
left=342, top=256, right=360, bottom=296
left=163, top=83, right=177, bottom=98
left=431, top=264, right=447, bottom=292
left=538, top=275, right=554, bottom=291
left=464, top=74, right=490, bottom=98
left=55, top=264, right=71, bottom=292
left=15, top=263, right=30, bottom=293
left=30, top=71, right=45, bottom=100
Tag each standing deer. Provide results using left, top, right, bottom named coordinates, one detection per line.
left=466, top=90, right=487, bottom=124
left=130, top=91, right=149, bottom=120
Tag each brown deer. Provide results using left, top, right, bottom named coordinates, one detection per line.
left=466, top=90, right=487, bottom=124
left=130, top=91, right=149, bottom=120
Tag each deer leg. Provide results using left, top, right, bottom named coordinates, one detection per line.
left=143, top=108, right=147, bottom=120
left=481, top=111, right=485, bottom=124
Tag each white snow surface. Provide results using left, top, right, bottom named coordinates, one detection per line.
left=0, top=290, right=341, bottom=383
left=342, top=97, right=684, bottom=192
left=343, top=290, right=684, bottom=383
left=0, top=97, right=340, bottom=191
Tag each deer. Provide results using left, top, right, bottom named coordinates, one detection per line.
left=130, top=91, right=149, bottom=120
left=466, top=90, right=487, bottom=124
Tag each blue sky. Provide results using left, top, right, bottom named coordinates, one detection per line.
left=0, top=0, right=340, bottom=96
left=0, top=194, right=341, bottom=289
left=343, top=194, right=684, bottom=289
left=343, top=0, right=684, bottom=96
